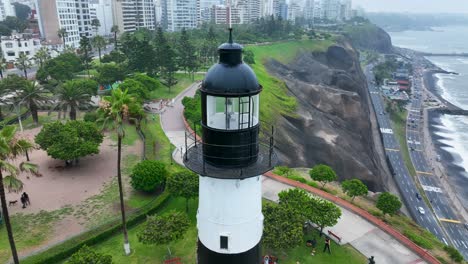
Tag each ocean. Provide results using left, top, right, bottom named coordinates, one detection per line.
left=390, top=26, right=468, bottom=205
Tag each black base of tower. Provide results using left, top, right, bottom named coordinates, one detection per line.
left=197, top=239, right=261, bottom=264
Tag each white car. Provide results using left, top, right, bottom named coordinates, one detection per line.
left=418, top=207, right=425, bottom=215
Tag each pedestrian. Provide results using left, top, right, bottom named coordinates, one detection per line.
left=323, top=237, right=331, bottom=254
left=368, top=256, right=376, bottom=264
left=22, top=192, right=30, bottom=205
left=20, top=196, right=26, bottom=209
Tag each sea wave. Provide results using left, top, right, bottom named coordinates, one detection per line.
left=437, top=115, right=468, bottom=178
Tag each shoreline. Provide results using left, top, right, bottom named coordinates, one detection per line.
left=421, top=67, right=468, bottom=219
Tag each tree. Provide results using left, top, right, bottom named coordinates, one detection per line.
left=341, top=179, right=368, bottom=201
left=95, top=63, right=126, bottom=85
left=120, top=34, right=156, bottom=74
left=92, top=35, right=106, bottom=62
left=79, top=35, right=93, bottom=77
left=54, top=80, right=94, bottom=120
left=262, top=202, right=303, bottom=250
left=154, top=27, right=167, bottom=74
left=161, top=44, right=178, bottom=92
left=16, top=81, right=50, bottom=125
left=0, top=126, right=37, bottom=264
left=137, top=211, right=190, bottom=245
left=130, top=160, right=167, bottom=192
left=129, top=73, right=161, bottom=91
left=35, top=121, right=103, bottom=165
left=177, top=28, right=195, bottom=73
left=101, top=50, right=126, bottom=64
left=57, top=28, right=68, bottom=49
left=309, top=164, right=337, bottom=188
left=15, top=53, right=32, bottom=79
left=0, top=24, right=12, bottom=36
left=43, top=53, right=82, bottom=81
left=91, top=18, right=101, bottom=36
left=243, top=50, right=255, bottom=64
left=376, top=192, right=402, bottom=217
left=166, top=170, right=199, bottom=212
left=66, top=245, right=113, bottom=264
left=278, top=188, right=313, bottom=222
left=111, top=25, right=119, bottom=49
left=309, top=197, right=342, bottom=236
left=3, top=17, right=27, bottom=33
left=119, top=79, right=149, bottom=101
left=206, top=26, right=218, bottom=63
left=98, top=88, right=142, bottom=255
left=34, top=47, right=51, bottom=68
left=12, top=3, right=31, bottom=21
left=0, top=57, right=7, bottom=79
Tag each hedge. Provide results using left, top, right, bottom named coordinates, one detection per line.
left=403, top=230, right=433, bottom=250
left=21, top=192, right=170, bottom=264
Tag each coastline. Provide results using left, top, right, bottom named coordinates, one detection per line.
left=422, top=70, right=468, bottom=218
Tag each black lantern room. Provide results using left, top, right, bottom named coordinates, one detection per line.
left=184, top=29, right=276, bottom=179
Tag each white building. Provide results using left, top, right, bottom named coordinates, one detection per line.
left=260, top=0, right=274, bottom=17
left=0, top=33, right=41, bottom=63
left=200, top=0, right=222, bottom=23
left=321, top=0, right=340, bottom=21
left=89, top=0, right=113, bottom=36
left=0, top=0, right=15, bottom=21
left=112, top=0, right=155, bottom=34
left=236, top=0, right=260, bottom=24
left=161, top=0, right=199, bottom=32
left=339, top=0, right=351, bottom=20
left=303, top=0, right=314, bottom=20
left=36, top=0, right=92, bottom=49
left=287, top=1, right=301, bottom=22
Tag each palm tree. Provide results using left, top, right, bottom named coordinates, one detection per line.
left=33, top=47, right=50, bottom=68
left=0, top=125, right=37, bottom=264
left=17, top=81, right=49, bottom=125
left=0, top=57, right=7, bottom=79
left=91, top=18, right=101, bottom=36
left=92, top=35, right=106, bottom=63
left=15, top=53, right=32, bottom=79
left=54, top=80, right=92, bottom=120
left=57, top=28, right=68, bottom=50
left=98, top=89, right=140, bottom=255
left=111, top=25, right=119, bottom=50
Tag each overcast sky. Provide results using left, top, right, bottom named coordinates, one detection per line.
left=352, top=0, right=468, bottom=14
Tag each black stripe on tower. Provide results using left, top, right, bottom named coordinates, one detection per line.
left=197, top=239, right=261, bottom=264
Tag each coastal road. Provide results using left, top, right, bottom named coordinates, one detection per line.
left=365, top=65, right=449, bottom=244
left=406, top=65, right=468, bottom=258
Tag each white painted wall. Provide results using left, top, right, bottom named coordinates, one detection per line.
left=197, top=175, right=263, bottom=254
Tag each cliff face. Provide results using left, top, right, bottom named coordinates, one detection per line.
left=343, top=24, right=393, bottom=53
left=267, top=42, right=388, bottom=190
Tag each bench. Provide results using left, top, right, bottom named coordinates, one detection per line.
left=328, top=230, right=342, bottom=242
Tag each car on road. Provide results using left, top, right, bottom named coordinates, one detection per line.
left=416, top=193, right=422, bottom=200
left=418, top=207, right=425, bottom=214
left=465, top=223, right=468, bottom=230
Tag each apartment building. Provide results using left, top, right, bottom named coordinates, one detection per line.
left=0, top=0, right=15, bottom=21
left=89, top=0, right=113, bottom=36
left=236, top=0, right=260, bottom=24
left=112, top=0, right=155, bottom=34
left=0, top=33, right=41, bottom=62
left=36, top=0, right=91, bottom=48
left=161, top=0, right=199, bottom=32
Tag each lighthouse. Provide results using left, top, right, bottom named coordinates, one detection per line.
left=184, top=28, right=276, bottom=264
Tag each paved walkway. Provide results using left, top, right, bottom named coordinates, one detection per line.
left=159, top=82, right=431, bottom=264
left=262, top=177, right=427, bottom=264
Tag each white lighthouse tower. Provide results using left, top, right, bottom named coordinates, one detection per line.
left=184, top=29, right=276, bottom=264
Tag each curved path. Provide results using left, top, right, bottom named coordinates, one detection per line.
left=159, top=82, right=436, bottom=264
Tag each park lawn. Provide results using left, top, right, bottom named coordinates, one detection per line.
left=19, top=112, right=59, bottom=129
left=109, top=123, right=140, bottom=146
left=150, top=73, right=204, bottom=100
left=245, top=40, right=333, bottom=125
left=0, top=206, right=74, bottom=263
left=92, top=197, right=198, bottom=264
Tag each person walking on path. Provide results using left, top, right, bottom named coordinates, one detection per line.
left=22, top=192, right=30, bottom=205
left=368, top=256, right=376, bottom=264
left=20, top=196, right=26, bottom=209
left=323, top=237, right=331, bottom=254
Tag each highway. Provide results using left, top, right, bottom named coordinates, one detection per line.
left=406, top=62, right=468, bottom=258
left=364, top=65, right=449, bottom=244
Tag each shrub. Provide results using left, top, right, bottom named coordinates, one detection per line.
left=130, top=160, right=167, bottom=192
left=444, top=245, right=464, bottom=262
left=403, top=230, right=433, bottom=249
left=66, top=245, right=112, bottom=264
left=137, top=210, right=190, bottom=245
left=83, top=111, right=98, bottom=122
left=306, top=181, right=319, bottom=188
left=287, top=175, right=307, bottom=184
left=119, top=79, right=149, bottom=101
left=309, top=164, right=337, bottom=188
left=130, top=73, right=161, bottom=91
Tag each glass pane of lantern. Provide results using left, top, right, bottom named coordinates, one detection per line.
left=207, top=95, right=227, bottom=129
left=252, top=94, right=259, bottom=126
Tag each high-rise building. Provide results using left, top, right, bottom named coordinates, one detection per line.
left=287, top=1, right=301, bottom=21
left=200, top=0, right=222, bottom=23
left=89, top=0, right=113, bottom=36
left=303, top=0, right=314, bottom=20
left=236, top=0, right=260, bottom=24
left=211, top=4, right=241, bottom=25
left=260, top=0, right=274, bottom=17
left=112, top=0, right=155, bottom=34
left=161, top=0, right=199, bottom=32
left=320, top=0, right=340, bottom=21
left=36, top=0, right=92, bottom=48
left=339, top=0, right=351, bottom=20
left=0, top=0, right=15, bottom=21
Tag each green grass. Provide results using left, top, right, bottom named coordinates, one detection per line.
left=245, top=40, right=334, bottom=125
left=140, top=115, right=173, bottom=163
left=0, top=206, right=74, bottom=263
left=150, top=73, right=204, bottom=100
left=19, top=112, right=60, bottom=129
left=92, top=197, right=198, bottom=264
left=276, top=232, right=366, bottom=264
left=109, top=123, right=140, bottom=146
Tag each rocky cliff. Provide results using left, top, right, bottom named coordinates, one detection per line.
left=268, top=41, right=389, bottom=191
left=343, top=23, right=393, bottom=53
